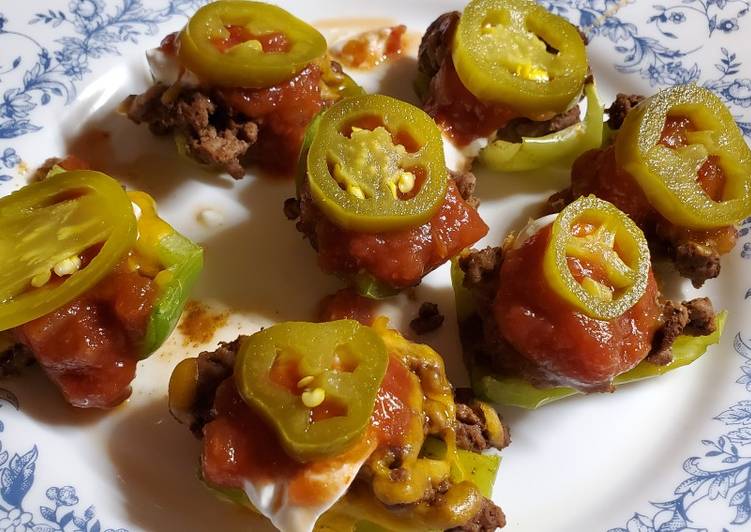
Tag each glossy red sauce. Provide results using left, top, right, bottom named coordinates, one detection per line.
left=212, top=25, right=291, bottom=54
left=201, top=354, right=414, bottom=505
left=15, top=262, right=155, bottom=408
left=317, top=288, right=377, bottom=325
left=423, top=58, right=517, bottom=146
left=494, top=226, right=662, bottom=389
left=220, top=65, right=324, bottom=176
left=309, top=181, right=488, bottom=289
left=335, top=25, right=407, bottom=69
left=159, top=32, right=179, bottom=56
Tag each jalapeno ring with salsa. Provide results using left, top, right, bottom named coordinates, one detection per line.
left=1, top=162, right=203, bottom=408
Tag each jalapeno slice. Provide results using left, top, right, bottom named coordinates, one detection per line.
left=234, top=320, right=388, bottom=461
left=178, top=1, right=327, bottom=88
left=480, top=81, right=603, bottom=172
left=452, top=0, right=588, bottom=117
left=616, top=84, right=751, bottom=229
left=128, top=191, right=204, bottom=358
left=307, top=94, right=448, bottom=232
left=0, top=171, right=136, bottom=331
left=543, top=196, right=650, bottom=320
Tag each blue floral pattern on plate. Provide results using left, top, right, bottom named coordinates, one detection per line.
left=0, top=1, right=749, bottom=531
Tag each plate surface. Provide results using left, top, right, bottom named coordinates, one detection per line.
left=0, top=1, right=750, bottom=531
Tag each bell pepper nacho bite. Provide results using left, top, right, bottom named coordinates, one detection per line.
left=168, top=318, right=509, bottom=532
left=452, top=196, right=724, bottom=409
left=554, top=84, right=751, bottom=287
left=416, top=0, right=599, bottom=170
left=285, top=94, right=489, bottom=298
left=121, top=0, right=361, bottom=178
left=0, top=162, right=203, bottom=408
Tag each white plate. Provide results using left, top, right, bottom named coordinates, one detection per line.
left=1, top=1, right=750, bottom=531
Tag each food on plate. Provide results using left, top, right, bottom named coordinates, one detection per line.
left=168, top=318, right=509, bottom=531
left=452, top=196, right=724, bottom=409
left=285, top=93, right=488, bottom=298
left=416, top=0, right=599, bottom=170
left=331, top=25, right=408, bottom=70
left=0, top=159, right=203, bottom=408
left=552, top=84, right=751, bottom=287
left=121, top=0, right=361, bottom=178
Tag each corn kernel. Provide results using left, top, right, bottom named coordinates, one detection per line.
left=301, top=387, right=326, bottom=408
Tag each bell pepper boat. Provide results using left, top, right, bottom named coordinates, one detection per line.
left=285, top=94, right=489, bottom=298
left=169, top=318, right=509, bottom=532
left=121, top=0, right=361, bottom=178
left=416, top=0, right=602, bottom=171
left=0, top=160, right=203, bottom=408
left=452, top=196, right=725, bottom=409
left=552, top=84, right=751, bottom=287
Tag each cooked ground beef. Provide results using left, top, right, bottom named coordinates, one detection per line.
left=607, top=93, right=645, bottom=129
left=283, top=197, right=301, bottom=220
left=495, top=104, right=581, bottom=143
left=122, top=84, right=258, bottom=179
left=458, top=245, right=718, bottom=387
left=648, top=297, right=717, bottom=364
left=671, top=239, right=722, bottom=288
left=451, top=169, right=480, bottom=210
left=417, top=11, right=461, bottom=82
left=0, top=342, right=35, bottom=378
left=447, top=497, right=507, bottom=532
left=455, top=388, right=511, bottom=452
left=410, top=302, right=445, bottom=335
left=172, top=338, right=241, bottom=436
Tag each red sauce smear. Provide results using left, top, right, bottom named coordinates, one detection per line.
left=212, top=25, right=291, bottom=54
left=15, top=261, right=156, bottom=408
left=494, top=225, right=662, bottom=389
left=303, top=181, right=488, bottom=289
left=317, top=288, right=377, bottom=325
left=220, top=64, right=324, bottom=176
left=335, top=25, right=407, bottom=69
left=423, top=58, right=517, bottom=146
left=159, top=32, right=179, bottom=56
left=201, top=354, right=413, bottom=505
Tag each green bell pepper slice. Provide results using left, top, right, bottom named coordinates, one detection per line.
left=480, top=82, right=603, bottom=172
left=451, top=258, right=726, bottom=409
left=129, top=192, right=204, bottom=358
left=306, top=94, right=448, bottom=232
left=234, top=320, right=388, bottom=461
left=178, top=0, right=327, bottom=88
left=452, top=0, right=588, bottom=117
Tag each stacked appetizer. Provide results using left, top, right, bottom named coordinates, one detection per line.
left=286, top=94, right=488, bottom=297
left=122, top=1, right=361, bottom=177
left=554, top=85, right=751, bottom=287
left=417, top=0, right=602, bottom=171
left=169, top=318, right=509, bottom=531
left=0, top=158, right=203, bottom=407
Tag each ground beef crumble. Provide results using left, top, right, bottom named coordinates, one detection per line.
left=447, top=498, right=507, bottom=532
left=0, top=342, right=35, bottom=378
left=607, top=93, right=645, bottom=130
left=410, top=302, right=445, bottom=335
left=122, top=84, right=258, bottom=179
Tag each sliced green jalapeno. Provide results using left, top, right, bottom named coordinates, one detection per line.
left=234, top=320, right=388, bottom=461
left=178, top=1, right=327, bottom=88
left=452, top=0, right=588, bottom=117
left=616, top=84, right=751, bottom=229
left=307, top=94, right=448, bottom=232
left=480, top=82, right=603, bottom=172
left=543, top=195, right=650, bottom=320
left=0, top=170, right=137, bottom=331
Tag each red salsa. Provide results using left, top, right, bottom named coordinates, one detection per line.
left=423, top=58, right=517, bottom=146
left=318, top=288, right=377, bottom=325
left=220, top=64, right=325, bottom=176
left=494, top=225, right=662, bottom=390
left=303, top=181, right=488, bottom=289
left=15, top=261, right=156, bottom=408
